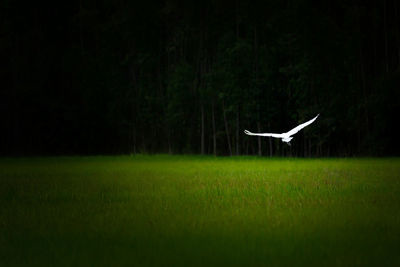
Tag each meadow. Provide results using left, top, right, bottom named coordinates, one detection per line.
left=0, top=155, right=399, bottom=266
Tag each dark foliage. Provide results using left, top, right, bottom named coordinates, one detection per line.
left=1, top=0, right=399, bottom=156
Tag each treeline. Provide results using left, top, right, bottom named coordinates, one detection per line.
left=1, top=0, right=399, bottom=156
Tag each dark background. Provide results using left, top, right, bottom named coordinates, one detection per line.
left=1, top=0, right=399, bottom=156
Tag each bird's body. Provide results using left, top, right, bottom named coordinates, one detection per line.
left=244, top=114, right=319, bottom=145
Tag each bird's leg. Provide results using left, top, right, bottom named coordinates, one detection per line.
left=287, top=142, right=291, bottom=146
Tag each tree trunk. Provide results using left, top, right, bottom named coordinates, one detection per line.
left=131, top=66, right=138, bottom=154
left=268, top=137, right=272, bottom=157
left=132, top=126, right=136, bottom=154
left=235, top=0, right=240, bottom=39
left=236, top=109, right=240, bottom=155
left=257, top=122, right=262, bottom=156
left=79, top=0, right=85, bottom=57
left=142, top=133, right=146, bottom=154
left=276, top=139, right=280, bottom=157
left=12, top=34, right=20, bottom=154
left=167, top=129, right=172, bottom=154
left=212, top=102, right=217, bottom=156
left=222, top=100, right=232, bottom=156
left=384, top=0, right=389, bottom=73
left=268, top=122, right=272, bottom=157
left=201, top=104, right=205, bottom=154
left=359, top=47, right=370, bottom=140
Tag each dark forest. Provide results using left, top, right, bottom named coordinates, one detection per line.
left=1, top=0, right=399, bottom=156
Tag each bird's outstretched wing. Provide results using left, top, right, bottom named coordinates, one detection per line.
left=284, top=114, right=319, bottom=137
left=244, top=130, right=283, bottom=138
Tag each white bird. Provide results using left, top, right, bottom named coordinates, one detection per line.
left=244, top=114, right=319, bottom=145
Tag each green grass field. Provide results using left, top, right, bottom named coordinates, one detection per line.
left=1, top=156, right=400, bottom=266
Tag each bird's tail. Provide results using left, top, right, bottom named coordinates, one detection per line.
left=244, top=130, right=252, bottom=135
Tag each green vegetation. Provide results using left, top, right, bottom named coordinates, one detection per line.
left=3, top=1, right=400, bottom=156
left=1, top=156, right=400, bottom=266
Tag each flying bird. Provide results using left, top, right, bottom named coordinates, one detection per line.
left=244, top=114, right=319, bottom=145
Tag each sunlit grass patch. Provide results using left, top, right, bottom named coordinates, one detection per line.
left=0, top=156, right=399, bottom=266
